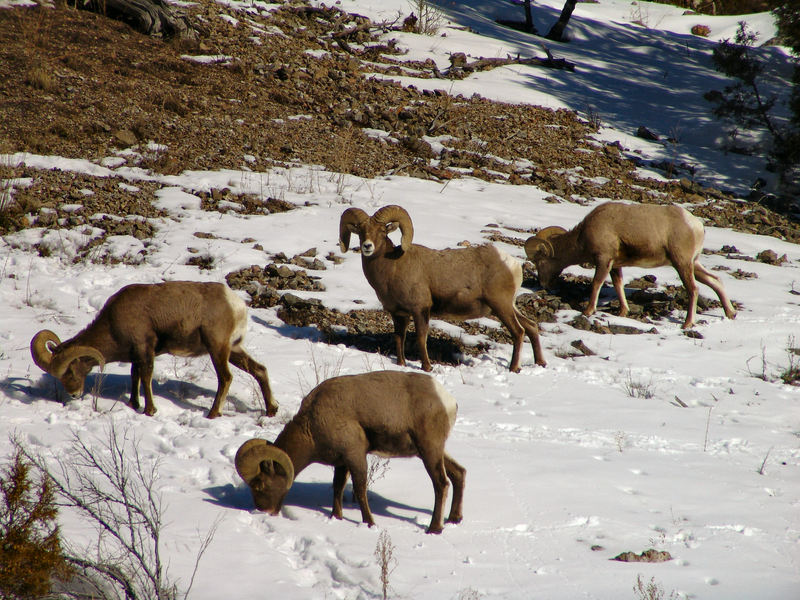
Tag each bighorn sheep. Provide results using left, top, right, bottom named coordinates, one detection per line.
left=524, top=202, right=737, bottom=329
left=30, top=281, right=276, bottom=418
left=338, top=205, right=546, bottom=372
left=235, top=370, right=465, bottom=534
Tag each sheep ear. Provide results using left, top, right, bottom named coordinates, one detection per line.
left=272, top=460, right=291, bottom=479
left=235, top=439, right=294, bottom=490
left=339, top=208, right=369, bottom=254
left=385, top=222, right=400, bottom=233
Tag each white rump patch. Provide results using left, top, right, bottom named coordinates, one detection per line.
left=432, top=378, right=458, bottom=429
left=223, top=285, right=249, bottom=347
left=679, top=206, right=705, bottom=245
left=493, top=246, right=523, bottom=288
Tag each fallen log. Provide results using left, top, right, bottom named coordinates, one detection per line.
left=74, top=0, right=195, bottom=39
left=445, top=49, right=575, bottom=77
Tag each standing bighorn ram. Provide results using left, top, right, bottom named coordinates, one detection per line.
left=339, top=204, right=546, bottom=372
left=30, top=281, right=276, bottom=418
left=236, top=370, right=465, bottom=534
left=525, top=202, right=737, bottom=329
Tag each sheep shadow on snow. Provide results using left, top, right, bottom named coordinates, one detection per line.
left=252, top=312, right=475, bottom=368
left=3, top=371, right=259, bottom=416
left=203, top=480, right=427, bottom=529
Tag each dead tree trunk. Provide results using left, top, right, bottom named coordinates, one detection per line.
left=546, top=0, right=577, bottom=42
left=496, top=0, right=537, bottom=34
left=75, top=0, right=195, bottom=39
left=523, top=0, right=535, bottom=33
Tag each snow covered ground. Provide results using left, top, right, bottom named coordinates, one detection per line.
left=1, top=1, right=799, bottom=599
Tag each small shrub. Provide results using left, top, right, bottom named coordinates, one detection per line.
left=779, top=335, right=800, bottom=385
left=367, top=456, right=391, bottom=488
left=25, top=64, right=58, bottom=93
left=0, top=447, right=70, bottom=600
left=406, top=0, right=445, bottom=35
left=633, top=574, right=678, bottom=600
left=623, top=371, right=655, bottom=399
left=374, top=529, right=397, bottom=600
left=186, top=253, right=215, bottom=270
left=691, top=24, right=711, bottom=36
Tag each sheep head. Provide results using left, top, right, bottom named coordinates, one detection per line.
left=525, top=226, right=567, bottom=289
left=235, top=439, right=295, bottom=514
left=31, top=330, right=105, bottom=397
left=338, top=205, right=413, bottom=257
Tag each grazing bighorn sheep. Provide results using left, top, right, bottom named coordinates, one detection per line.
left=524, top=202, right=737, bottom=329
left=235, top=370, right=465, bottom=534
left=338, top=205, right=546, bottom=372
left=30, top=281, right=276, bottom=418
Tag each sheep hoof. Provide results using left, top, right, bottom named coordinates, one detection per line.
left=206, top=410, right=221, bottom=419
left=144, top=407, right=157, bottom=417
left=425, top=525, right=444, bottom=535
left=330, top=511, right=343, bottom=521
left=266, top=405, right=278, bottom=417
left=421, top=363, right=433, bottom=373
left=446, top=516, right=462, bottom=525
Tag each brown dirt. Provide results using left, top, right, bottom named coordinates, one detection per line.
left=3, top=0, right=798, bottom=242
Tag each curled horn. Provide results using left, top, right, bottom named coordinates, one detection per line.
left=49, top=346, right=105, bottom=379
left=524, top=226, right=566, bottom=260
left=30, top=330, right=61, bottom=373
left=235, top=439, right=294, bottom=491
left=339, top=207, right=369, bottom=253
left=537, top=225, right=567, bottom=241
left=372, top=205, right=413, bottom=252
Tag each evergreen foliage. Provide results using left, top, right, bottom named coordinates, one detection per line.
left=705, top=15, right=800, bottom=192
left=0, top=447, right=69, bottom=600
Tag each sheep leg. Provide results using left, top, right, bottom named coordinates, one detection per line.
left=412, top=309, right=433, bottom=372
left=610, top=267, right=629, bottom=317
left=444, top=453, right=465, bottom=524
left=586, top=261, right=612, bottom=316
left=207, top=346, right=234, bottom=419
left=515, top=310, right=547, bottom=368
left=693, top=261, right=737, bottom=320
left=138, top=357, right=157, bottom=416
left=331, top=466, right=349, bottom=520
left=673, top=261, right=699, bottom=328
left=129, top=364, right=141, bottom=410
left=419, top=453, right=450, bottom=534
left=346, top=455, right=375, bottom=527
left=391, top=314, right=410, bottom=366
left=491, top=305, right=526, bottom=372
left=229, top=349, right=277, bottom=417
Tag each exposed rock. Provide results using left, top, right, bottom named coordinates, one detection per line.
left=636, top=126, right=659, bottom=141
left=612, top=549, right=672, bottom=563
left=757, top=249, right=788, bottom=266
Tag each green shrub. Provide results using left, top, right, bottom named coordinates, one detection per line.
left=0, top=447, right=70, bottom=600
